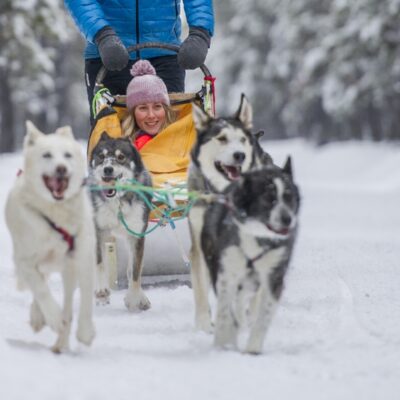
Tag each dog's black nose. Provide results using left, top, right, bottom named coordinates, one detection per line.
left=56, top=165, right=67, bottom=176
left=281, top=212, right=292, bottom=227
left=103, top=166, right=114, bottom=176
left=233, top=152, right=245, bottom=163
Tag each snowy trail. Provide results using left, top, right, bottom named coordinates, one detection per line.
left=1, top=140, right=399, bottom=400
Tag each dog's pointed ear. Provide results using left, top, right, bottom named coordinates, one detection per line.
left=282, top=156, right=293, bottom=178
left=24, top=120, right=44, bottom=147
left=254, top=130, right=264, bottom=140
left=55, top=125, right=74, bottom=139
left=236, top=94, right=253, bottom=131
left=99, top=131, right=109, bottom=141
left=192, top=102, right=211, bottom=131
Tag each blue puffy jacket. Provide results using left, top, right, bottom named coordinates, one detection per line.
left=64, top=0, right=214, bottom=60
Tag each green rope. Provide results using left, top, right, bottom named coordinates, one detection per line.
left=89, top=179, right=199, bottom=237
left=117, top=210, right=163, bottom=238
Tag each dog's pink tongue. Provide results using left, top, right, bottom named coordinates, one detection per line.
left=48, top=177, right=63, bottom=192
left=226, top=166, right=240, bottom=180
left=46, top=176, right=68, bottom=198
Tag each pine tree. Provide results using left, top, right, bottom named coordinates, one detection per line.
left=210, top=0, right=400, bottom=141
left=0, top=0, right=72, bottom=152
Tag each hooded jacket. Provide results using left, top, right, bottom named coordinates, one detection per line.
left=64, top=0, right=214, bottom=60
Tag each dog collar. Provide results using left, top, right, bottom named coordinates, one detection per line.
left=42, top=215, right=75, bottom=252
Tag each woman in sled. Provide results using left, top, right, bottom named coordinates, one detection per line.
left=121, top=60, right=177, bottom=150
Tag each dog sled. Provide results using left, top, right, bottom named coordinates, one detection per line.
left=87, top=43, right=215, bottom=285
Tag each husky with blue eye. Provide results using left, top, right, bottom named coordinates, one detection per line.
left=201, top=160, right=300, bottom=354
left=89, top=132, right=152, bottom=311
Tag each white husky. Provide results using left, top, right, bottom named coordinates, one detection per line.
left=5, top=121, right=96, bottom=353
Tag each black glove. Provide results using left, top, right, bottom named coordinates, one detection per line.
left=94, top=26, right=129, bottom=71
left=178, top=27, right=211, bottom=70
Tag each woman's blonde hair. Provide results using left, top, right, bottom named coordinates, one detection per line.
left=121, top=104, right=177, bottom=140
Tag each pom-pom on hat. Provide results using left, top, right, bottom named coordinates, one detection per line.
left=126, top=60, right=170, bottom=110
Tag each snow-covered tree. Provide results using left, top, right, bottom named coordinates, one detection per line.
left=210, top=0, right=400, bottom=141
left=210, top=0, right=281, bottom=135
left=0, top=0, right=75, bottom=152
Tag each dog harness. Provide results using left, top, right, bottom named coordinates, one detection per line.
left=42, top=215, right=75, bottom=253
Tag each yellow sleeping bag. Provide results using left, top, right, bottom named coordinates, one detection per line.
left=139, top=103, right=195, bottom=188
left=87, top=103, right=196, bottom=189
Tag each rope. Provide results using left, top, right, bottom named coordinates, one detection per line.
left=118, top=210, right=163, bottom=238
left=110, top=183, right=193, bottom=268
left=89, top=179, right=199, bottom=238
left=88, top=180, right=225, bottom=270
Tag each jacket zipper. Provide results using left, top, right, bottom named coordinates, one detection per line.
left=174, top=0, right=179, bottom=39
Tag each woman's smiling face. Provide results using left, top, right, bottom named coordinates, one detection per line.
left=134, top=102, right=166, bottom=136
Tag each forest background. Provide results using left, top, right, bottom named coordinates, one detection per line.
left=1, top=0, right=400, bottom=152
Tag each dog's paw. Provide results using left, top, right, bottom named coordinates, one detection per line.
left=51, top=344, right=65, bottom=354
left=30, top=302, right=45, bottom=332
left=214, top=325, right=238, bottom=350
left=244, top=335, right=264, bottom=355
left=95, top=288, right=111, bottom=306
left=124, top=289, right=151, bottom=312
left=195, top=315, right=214, bottom=334
left=51, top=331, right=70, bottom=354
left=244, top=343, right=263, bottom=355
left=76, top=320, right=96, bottom=346
left=43, top=303, right=64, bottom=334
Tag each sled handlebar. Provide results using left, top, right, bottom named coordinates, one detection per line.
left=95, top=42, right=212, bottom=87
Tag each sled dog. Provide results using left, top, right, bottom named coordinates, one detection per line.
left=188, top=94, right=257, bottom=332
left=89, top=133, right=152, bottom=311
left=201, top=160, right=300, bottom=354
left=5, top=121, right=96, bottom=353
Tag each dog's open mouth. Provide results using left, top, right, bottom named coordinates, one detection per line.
left=43, top=175, right=69, bottom=200
left=215, top=161, right=241, bottom=181
left=101, top=173, right=122, bottom=183
left=266, top=224, right=290, bottom=236
left=101, top=174, right=122, bottom=198
left=103, top=189, right=117, bottom=198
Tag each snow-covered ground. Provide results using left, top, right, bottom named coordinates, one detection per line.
left=1, top=139, right=399, bottom=400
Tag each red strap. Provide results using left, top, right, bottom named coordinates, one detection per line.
left=43, top=216, right=75, bottom=252
left=204, top=75, right=216, bottom=116
left=56, top=226, right=75, bottom=252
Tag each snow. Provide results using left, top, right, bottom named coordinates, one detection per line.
left=1, top=140, right=400, bottom=399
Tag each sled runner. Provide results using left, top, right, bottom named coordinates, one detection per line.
left=87, top=43, right=215, bottom=283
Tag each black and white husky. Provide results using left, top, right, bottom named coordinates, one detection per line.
left=89, top=133, right=152, bottom=311
left=201, top=160, right=300, bottom=354
left=188, top=95, right=260, bottom=332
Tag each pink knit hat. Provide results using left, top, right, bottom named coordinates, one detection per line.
left=126, top=60, right=170, bottom=110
